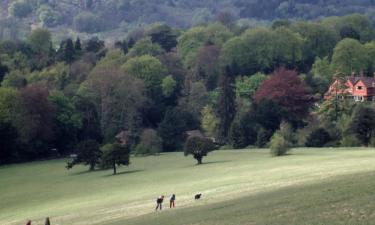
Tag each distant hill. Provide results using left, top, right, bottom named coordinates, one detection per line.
left=0, top=0, right=374, bottom=42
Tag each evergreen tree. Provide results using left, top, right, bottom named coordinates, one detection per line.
left=101, top=141, right=131, bottom=175
left=66, top=139, right=102, bottom=171
left=75, top=37, right=82, bottom=52
left=64, top=38, right=75, bottom=64
left=216, top=64, right=237, bottom=143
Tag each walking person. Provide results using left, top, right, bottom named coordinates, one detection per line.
left=155, top=195, right=164, bottom=211
left=170, top=194, right=176, bottom=208
left=45, top=217, right=51, bottom=225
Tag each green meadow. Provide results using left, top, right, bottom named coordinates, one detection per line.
left=1, top=148, right=375, bottom=225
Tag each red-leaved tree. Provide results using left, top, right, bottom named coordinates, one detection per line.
left=254, top=69, right=315, bottom=119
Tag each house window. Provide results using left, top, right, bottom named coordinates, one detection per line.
left=357, top=86, right=363, bottom=90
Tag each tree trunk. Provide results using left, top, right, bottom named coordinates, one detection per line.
left=89, top=163, right=95, bottom=171
left=196, top=155, right=202, bottom=165
left=113, top=161, right=117, bottom=175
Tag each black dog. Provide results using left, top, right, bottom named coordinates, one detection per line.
left=194, top=194, right=202, bottom=200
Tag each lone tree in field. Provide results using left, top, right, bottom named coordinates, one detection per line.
left=101, top=141, right=131, bottom=175
left=66, top=139, right=102, bottom=171
left=184, top=136, right=216, bottom=164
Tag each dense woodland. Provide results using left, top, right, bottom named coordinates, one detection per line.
left=0, top=13, right=375, bottom=167
left=0, top=0, right=374, bottom=42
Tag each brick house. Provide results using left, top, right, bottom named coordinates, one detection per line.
left=324, top=73, right=375, bottom=102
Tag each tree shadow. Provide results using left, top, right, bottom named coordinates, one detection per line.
left=69, top=170, right=95, bottom=176
left=201, top=160, right=232, bottom=165
left=102, top=169, right=144, bottom=177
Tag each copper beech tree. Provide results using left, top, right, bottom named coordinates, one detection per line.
left=254, top=69, right=315, bottom=120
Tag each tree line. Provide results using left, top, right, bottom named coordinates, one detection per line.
left=0, top=14, right=375, bottom=167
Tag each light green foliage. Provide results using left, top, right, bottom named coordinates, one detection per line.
left=291, top=22, right=339, bottom=61
left=48, top=91, right=82, bottom=130
left=331, top=38, right=367, bottom=75
left=127, top=37, right=164, bottom=57
left=273, top=27, right=303, bottom=66
left=8, top=0, right=32, bottom=18
left=135, top=129, right=162, bottom=156
left=177, top=23, right=233, bottom=68
left=2, top=149, right=375, bottom=224
left=323, top=14, right=374, bottom=42
left=269, top=126, right=291, bottom=156
left=201, top=105, right=219, bottom=137
left=27, top=28, right=52, bottom=54
left=28, top=63, right=70, bottom=90
left=235, top=73, right=267, bottom=99
left=161, top=75, right=176, bottom=97
left=340, top=134, right=361, bottom=147
left=95, top=49, right=127, bottom=69
left=0, top=87, right=18, bottom=123
left=122, top=55, right=167, bottom=92
left=1, top=70, right=27, bottom=88
left=364, top=41, right=375, bottom=73
left=312, top=56, right=334, bottom=80
left=221, top=27, right=303, bottom=73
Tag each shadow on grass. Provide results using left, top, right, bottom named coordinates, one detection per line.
left=202, top=160, right=232, bottom=165
left=183, top=160, right=232, bottom=168
left=102, top=169, right=144, bottom=177
left=69, top=170, right=95, bottom=176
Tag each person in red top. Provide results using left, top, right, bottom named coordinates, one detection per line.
left=155, top=195, right=164, bottom=210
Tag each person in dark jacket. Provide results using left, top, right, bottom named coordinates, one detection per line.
left=45, top=217, right=51, bottom=225
left=26, top=220, right=31, bottom=225
left=155, top=195, right=164, bottom=210
left=169, top=194, right=176, bottom=208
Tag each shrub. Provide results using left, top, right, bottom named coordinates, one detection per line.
left=135, top=129, right=162, bottom=156
left=184, top=136, right=216, bottom=164
left=305, top=128, right=331, bottom=147
left=270, top=131, right=290, bottom=156
left=340, top=134, right=361, bottom=147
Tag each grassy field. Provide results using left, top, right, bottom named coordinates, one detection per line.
left=1, top=148, right=375, bottom=225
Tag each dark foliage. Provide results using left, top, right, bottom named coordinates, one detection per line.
left=184, top=136, right=216, bottom=164
left=349, top=106, right=375, bottom=146
left=306, top=128, right=331, bottom=147
left=217, top=64, right=237, bottom=143
left=66, top=139, right=102, bottom=171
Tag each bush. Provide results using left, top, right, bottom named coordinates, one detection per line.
left=305, top=128, right=331, bottom=147
left=270, top=131, right=290, bottom=156
left=340, top=134, right=361, bottom=147
left=135, top=129, right=162, bottom=156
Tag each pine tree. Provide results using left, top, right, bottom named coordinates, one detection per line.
left=64, top=38, right=75, bottom=64
left=75, top=37, right=82, bottom=52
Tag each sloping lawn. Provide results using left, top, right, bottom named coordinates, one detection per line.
left=0, top=148, right=374, bottom=225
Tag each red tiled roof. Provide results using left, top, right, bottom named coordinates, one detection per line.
left=347, top=76, right=375, bottom=88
